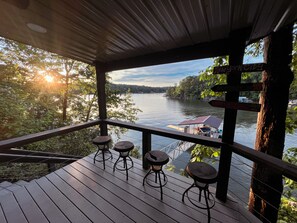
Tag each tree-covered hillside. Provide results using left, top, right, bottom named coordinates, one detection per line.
left=111, top=84, right=168, bottom=93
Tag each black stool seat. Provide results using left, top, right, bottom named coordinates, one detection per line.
left=93, top=135, right=112, bottom=169
left=113, top=141, right=134, bottom=180
left=114, top=141, right=134, bottom=152
left=182, top=162, right=218, bottom=223
left=187, top=162, right=217, bottom=184
left=93, top=135, right=111, bottom=145
left=143, top=151, right=169, bottom=200
left=145, top=151, right=169, bottom=166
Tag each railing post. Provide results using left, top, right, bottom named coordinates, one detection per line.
left=95, top=62, right=108, bottom=136
left=47, top=163, right=56, bottom=173
left=142, top=131, right=151, bottom=170
left=215, top=31, right=246, bottom=202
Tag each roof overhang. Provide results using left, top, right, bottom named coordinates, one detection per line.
left=0, top=0, right=296, bottom=70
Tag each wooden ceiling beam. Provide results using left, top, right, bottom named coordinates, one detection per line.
left=98, top=38, right=231, bottom=72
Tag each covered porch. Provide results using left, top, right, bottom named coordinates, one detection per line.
left=0, top=0, right=297, bottom=222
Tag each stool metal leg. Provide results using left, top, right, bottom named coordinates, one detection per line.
left=182, top=183, right=195, bottom=202
left=93, top=146, right=100, bottom=164
left=143, top=169, right=152, bottom=186
left=158, top=172, right=163, bottom=200
left=113, top=156, right=121, bottom=172
left=102, top=149, right=106, bottom=169
left=124, top=157, right=128, bottom=180
left=199, top=188, right=203, bottom=202
left=204, top=188, right=211, bottom=223
left=127, top=156, right=134, bottom=168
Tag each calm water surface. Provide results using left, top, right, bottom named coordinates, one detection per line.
left=123, top=93, right=296, bottom=149
left=117, top=93, right=296, bottom=203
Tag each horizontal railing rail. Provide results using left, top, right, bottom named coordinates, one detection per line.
left=0, top=120, right=101, bottom=150
left=1, top=148, right=83, bottom=159
left=0, top=153, right=78, bottom=164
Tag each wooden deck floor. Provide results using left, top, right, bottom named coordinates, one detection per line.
left=0, top=150, right=260, bottom=223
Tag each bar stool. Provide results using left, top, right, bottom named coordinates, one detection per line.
left=113, top=141, right=134, bottom=180
left=182, top=162, right=218, bottom=223
left=143, top=151, right=169, bottom=200
left=92, top=135, right=112, bottom=169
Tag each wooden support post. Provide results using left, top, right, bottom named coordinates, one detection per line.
left=95, top=63, right=108, bottom=136
left=216, top=33, right=246, bottom=202
left=142, top=131, right=151, bottom=170
left=47, top=163, right=56, bottom=173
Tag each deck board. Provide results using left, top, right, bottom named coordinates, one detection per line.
left=54, top=168, right=134, bottom=223
left=0, top=192, right=28, bottom=223
left=124, top=155, right=240, bottom=221
left=45, top=172, right=114, bottom=223
left=83, top=154, right=236, bottom=223
left=62, top=165, right=155, bottom=223
left=25, top=181, right=70, bottom=223
left=79, top=157, right=212, bottom=222
left=0, top=150, right=261, bottom=223
left=0, top=204, right=7, bottom=223
left=65, top=163, right=170, bottom=223
left=13, top=187, right=49, bottom=223
left=76, top=158, right=201, bottom=223
left=35, top=177, right=92, bottom=223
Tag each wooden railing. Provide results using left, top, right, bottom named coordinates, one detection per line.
left=0, top=119, right=296, bottom=200
left=0, top=120, right=100, bottom=173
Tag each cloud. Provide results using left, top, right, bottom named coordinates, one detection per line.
left=109, top=58, right=213, bottom=87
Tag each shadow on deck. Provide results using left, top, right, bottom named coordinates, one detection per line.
left=0, top=150, right=260, bottom=223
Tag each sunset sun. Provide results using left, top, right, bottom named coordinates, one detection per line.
left=44, top=75, right=54, bottom=83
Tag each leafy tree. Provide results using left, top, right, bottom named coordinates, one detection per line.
left=166, top=76, right=202, bottom=100
left=198, top=56, right=228, bottom=99
left=0, top=37, right=140, bottom=153
left=190, top=144, right=220, bottom=163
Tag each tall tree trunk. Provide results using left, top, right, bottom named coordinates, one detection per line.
left=85, top=90, right=97, bottom=122
left=62, top=75, right=69, bottom=121
left=62, top=60, right=74, bottom=122
left=248, top=26, right=294, bottom=223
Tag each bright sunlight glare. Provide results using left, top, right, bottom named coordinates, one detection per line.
left=44, top=75, right=54, bottom=83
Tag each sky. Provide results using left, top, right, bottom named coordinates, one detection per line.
left=109, top=54, right=263, bottom=87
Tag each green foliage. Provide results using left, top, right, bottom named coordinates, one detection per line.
left=289, top=26, right=297, bottom=100
left=165, top=164, right=175, bottom=172
left=190, top=144, right=220, bottom=163
left=166, top=76, right=202, bottom=100
left=0, top=37, right=141, bottom=180
left=0, top=38, right=140, bottom=141
left=130, top=146, right=141, bottom=159
left=278, top=147, right=297, bottom=223
left=286, top=107, right=297, bottom=134
left=199, top=56, right=228, bottom=99
left=166, top=52, right=261, bottom=101
left=111, top=84, right=168, bottom=94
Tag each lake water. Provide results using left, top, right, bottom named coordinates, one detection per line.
left=116, top=93, right=296, bottom=204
